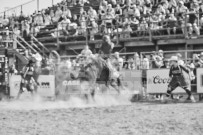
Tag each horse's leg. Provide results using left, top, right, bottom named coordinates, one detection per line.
left=90, top=84, right=96, bottom=102
left=26, top=79, right=36, bottom=99
left=16, top=82, right=24, bottom=100
left=110, top=79, right=120, bottom=94
left=112, top=85, right=120, bottom=94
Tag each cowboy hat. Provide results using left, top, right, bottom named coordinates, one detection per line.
left=179, top=1, right=184, bottom=5
left=169, top=56, right=178, bottom=62
left=114, top=52, right=119, bottom=55
left=176, top=53, right=182, bottom=58
left=143, top=58, right=149, bottom=62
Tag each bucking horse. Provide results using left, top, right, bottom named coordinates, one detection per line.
left=75, top=55, right=122, bottom=101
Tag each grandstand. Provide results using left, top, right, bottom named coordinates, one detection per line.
left=1, top=0, right=203, bottom=67
left=32, top=0, right=203, bottom=56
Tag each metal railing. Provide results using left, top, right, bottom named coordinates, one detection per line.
left=30, top=11, right=202, bottom=46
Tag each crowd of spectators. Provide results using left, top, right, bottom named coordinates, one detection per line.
left=1, top=0, right=203, bottom=42
left=46, top=0, right=203, bottom=39
left=122, top=50, right=203, bottom=70
left=1, top=0, right=203, bottom=74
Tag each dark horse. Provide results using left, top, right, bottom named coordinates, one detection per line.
left=77, top=55, right=121, bottom=100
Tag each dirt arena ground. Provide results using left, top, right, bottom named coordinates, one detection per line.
left=0, top=95, right=203, bottom=135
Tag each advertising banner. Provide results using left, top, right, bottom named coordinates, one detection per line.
left=147, top=69, right=189, bottom=94
left=120, top=70, right=142, bottom=91
left=9, top=75, right=55, bottom=97
left=197, top=68, right=203, bottom=93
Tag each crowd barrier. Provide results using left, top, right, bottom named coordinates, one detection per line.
left=9, top=75, right=55, bottom=98
left=147, top=69, right=190, bottom=94
left=120, top=70, right=142, bottom=92
left=147, top=68, right=203, bottom=94
left=8, top=69, right=203, bottom=98
left=197, top=68, right=203, bottom=94
left=8, top=70, right=142, bottom=98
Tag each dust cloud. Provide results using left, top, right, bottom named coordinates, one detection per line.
left=0, top=90, right=133, bottom=110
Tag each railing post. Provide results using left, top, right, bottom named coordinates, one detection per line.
left=116, top=17, right=119, bottom=45
left=140, top=52, right=143, bottom=70
left=85, top=19, right=88, bottom=46
left=56, top=23, right=59, bottom=49
left=149, top=14, right=152, bottom=42
left=184, top=13, right=188, bottom=38
left=185, top=43, right=188, bottom=63
left=31, top=32, right=33, bottom=47
left=197, top=12, right=200, bottom=36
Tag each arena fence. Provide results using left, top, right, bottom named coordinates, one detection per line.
left=6, top=55, right=203, bottom=101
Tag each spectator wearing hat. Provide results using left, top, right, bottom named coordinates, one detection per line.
left=166, top=13, right=177, bottom=35
left=134, top=52, right=141, bottom=70
left=122, top=18, right=132, bottom=38
left=98, top=5, right=107, bottom=21
left=141, top=56, right=149, bottom=98
left=176, top=1, right=188, bottom=35
left=89, top=20, right=98, bottom=40
left=18, top=11, right=26, bottom=24
left=132, top=4, right=141, bottom=18
left=104, top=11, right=114, bottom=34
left=127, top=57, right=135, bottom=70
left=130, top=16, right=139, bottom=31
left=107, top=4, right=115, bottom=16
left=88, top=7, right=98, bottom=22
left=49, top=9, right=55, bottom=21
left=168, top=0, right=177, bottom=13
left=23, top=20, right=30, bottom=40
left=163, top=56, right=196, bottom=102
left=151, top=54, right=163, bottom=69
left=54, top=7, right=63, bottom=22
left=115, top=4, right=123, bottom=18
left=60, top=16, right=71, bottom=31
left=138, top=17, right=148, bottom=33
left=187, top=4, right=200, bottom=38
left=161, top=59, right=170, bottom=68
left=186, top=59, right=196, bottom=81
left=62, top=6, right=72, bottom=19
left=176, top=53, right=184, bottom=66
left=44, top=13, right=52, bottom=25
left=158, top=50, right=164, bottom=60
left=198, top=52, right=203, bottom=67
left=78, top=8, right=87, bottom=35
